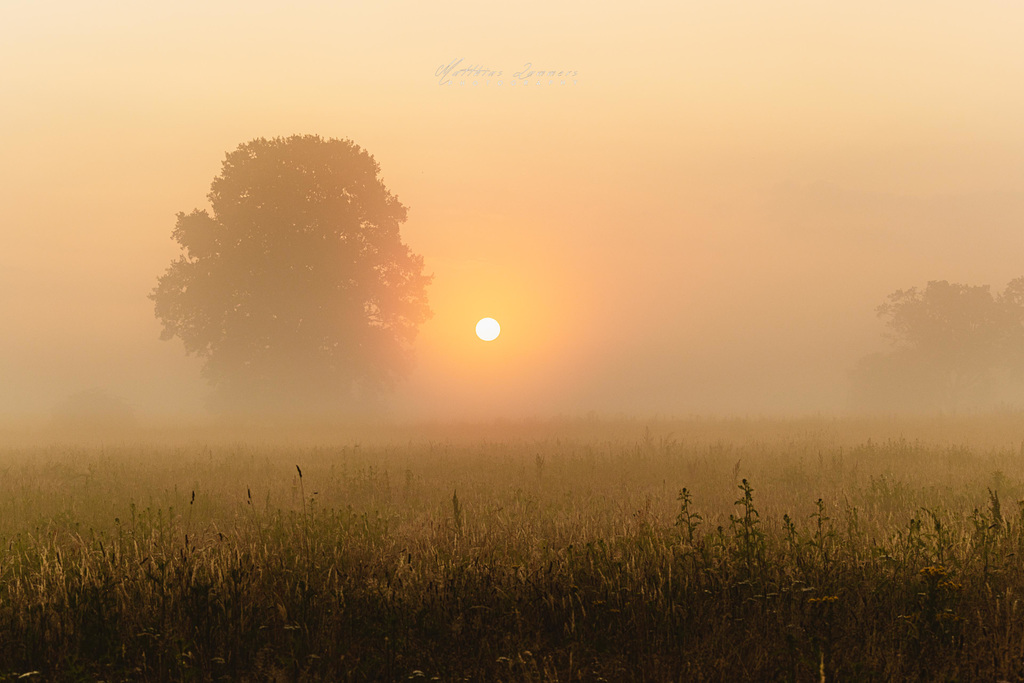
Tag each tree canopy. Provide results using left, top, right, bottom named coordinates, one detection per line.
left=852, top=279, right=1024, bottom=411
left=151, top=135, right=432, bottom=413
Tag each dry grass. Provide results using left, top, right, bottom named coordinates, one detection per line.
left=2, top=415, right=1024, bottom=680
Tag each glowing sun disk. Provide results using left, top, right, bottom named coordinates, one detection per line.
left=476, top=317, right=500, bottom=341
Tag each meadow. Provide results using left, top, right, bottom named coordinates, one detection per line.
left=3, top=415, right=1024, bottom=681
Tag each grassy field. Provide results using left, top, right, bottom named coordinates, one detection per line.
left=3, top=415, right=1024, bottom=681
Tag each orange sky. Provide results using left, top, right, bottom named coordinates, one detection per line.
left=2, top=1, right=1023, bottom=418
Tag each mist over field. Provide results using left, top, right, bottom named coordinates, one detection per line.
left=7, top=6, right=1024, bottom=678
left=2, top=1, right=1023, bottom=426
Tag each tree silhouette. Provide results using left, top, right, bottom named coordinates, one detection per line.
left=852, top=279, right=1024, bottom=411
left=151, top=135, right=432, bottom=413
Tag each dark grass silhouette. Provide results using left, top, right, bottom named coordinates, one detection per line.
left=3, top=419, right=1024, bottom=680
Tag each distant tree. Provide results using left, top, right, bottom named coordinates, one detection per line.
left=852, top=279, right=1024, bottom=411
left=150, top=135, right=432, bottom=413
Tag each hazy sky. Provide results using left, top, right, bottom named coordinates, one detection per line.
left=2, top=1, right=1023, bottom=418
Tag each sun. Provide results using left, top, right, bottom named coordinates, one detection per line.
left=476, top=317, right=500, bottom=341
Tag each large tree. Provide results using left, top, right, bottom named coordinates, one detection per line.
left=852, top=279, right=1024, bottom=411
left=151, top=135, right=432, bottom=413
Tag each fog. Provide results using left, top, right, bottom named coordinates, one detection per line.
left=2, top=1, right=1024, bottom=422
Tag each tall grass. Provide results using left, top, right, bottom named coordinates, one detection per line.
left=1, top=416, right=1024, bottom=679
